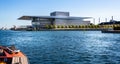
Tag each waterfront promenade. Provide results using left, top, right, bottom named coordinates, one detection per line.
left=11, top=24, right=120, bottom=31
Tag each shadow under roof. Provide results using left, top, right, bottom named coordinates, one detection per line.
left=18, top=16, right=92, bottom=20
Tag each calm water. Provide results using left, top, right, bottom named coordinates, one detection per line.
left=0, top=30, right=120, bottom=64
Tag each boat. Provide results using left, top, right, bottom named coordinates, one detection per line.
left=102, top=27, right=120, bottom=33
left=0, top=45, right=29, bottom=64
left=102, top=30, right=120, bottom=33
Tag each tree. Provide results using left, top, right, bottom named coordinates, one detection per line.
left=65, top=26, right=68, bottom=28
left=61, top=25, right=64, bottom=28
left=57, top=25, right=60, bottom=28
left=79, top=25, right=81, bottom=28
left=45, top=25, right=49, bottom=29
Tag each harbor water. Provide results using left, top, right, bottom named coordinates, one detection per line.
left=0, top=30, right=120, bottom=64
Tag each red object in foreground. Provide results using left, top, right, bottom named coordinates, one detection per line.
left=0, top=46, right=29, bottom=64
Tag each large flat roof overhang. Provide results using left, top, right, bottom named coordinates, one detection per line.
left=18, top=16, right=92, bottom=20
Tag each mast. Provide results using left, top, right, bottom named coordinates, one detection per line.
left=111, top=16, right=113, bottom=22
left=93, top=18, right=95, bottom=24
left=105, top=18, right=107, bottom=22
left=98, top=17, right=100, bottom=23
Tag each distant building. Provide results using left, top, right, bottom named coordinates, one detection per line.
left=99, top=20, right=120, bottom=25
left=18, top=11, right=92, bottom=29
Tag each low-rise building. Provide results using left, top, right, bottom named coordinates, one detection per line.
left=99, top=20, right=120, bottom=25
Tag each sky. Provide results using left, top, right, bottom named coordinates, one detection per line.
left=0, top=0, right=120, bottom=28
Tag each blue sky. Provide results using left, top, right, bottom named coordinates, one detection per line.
left=0, top=0, right=120, bottom=28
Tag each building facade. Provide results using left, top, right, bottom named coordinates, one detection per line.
left=18, top=11, right=92, bottom=29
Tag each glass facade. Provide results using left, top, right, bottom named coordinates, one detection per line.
left=32, top=18, right=52, bottom=28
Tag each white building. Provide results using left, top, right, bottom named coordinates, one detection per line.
left=18, top=11, right=92, bottom=29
